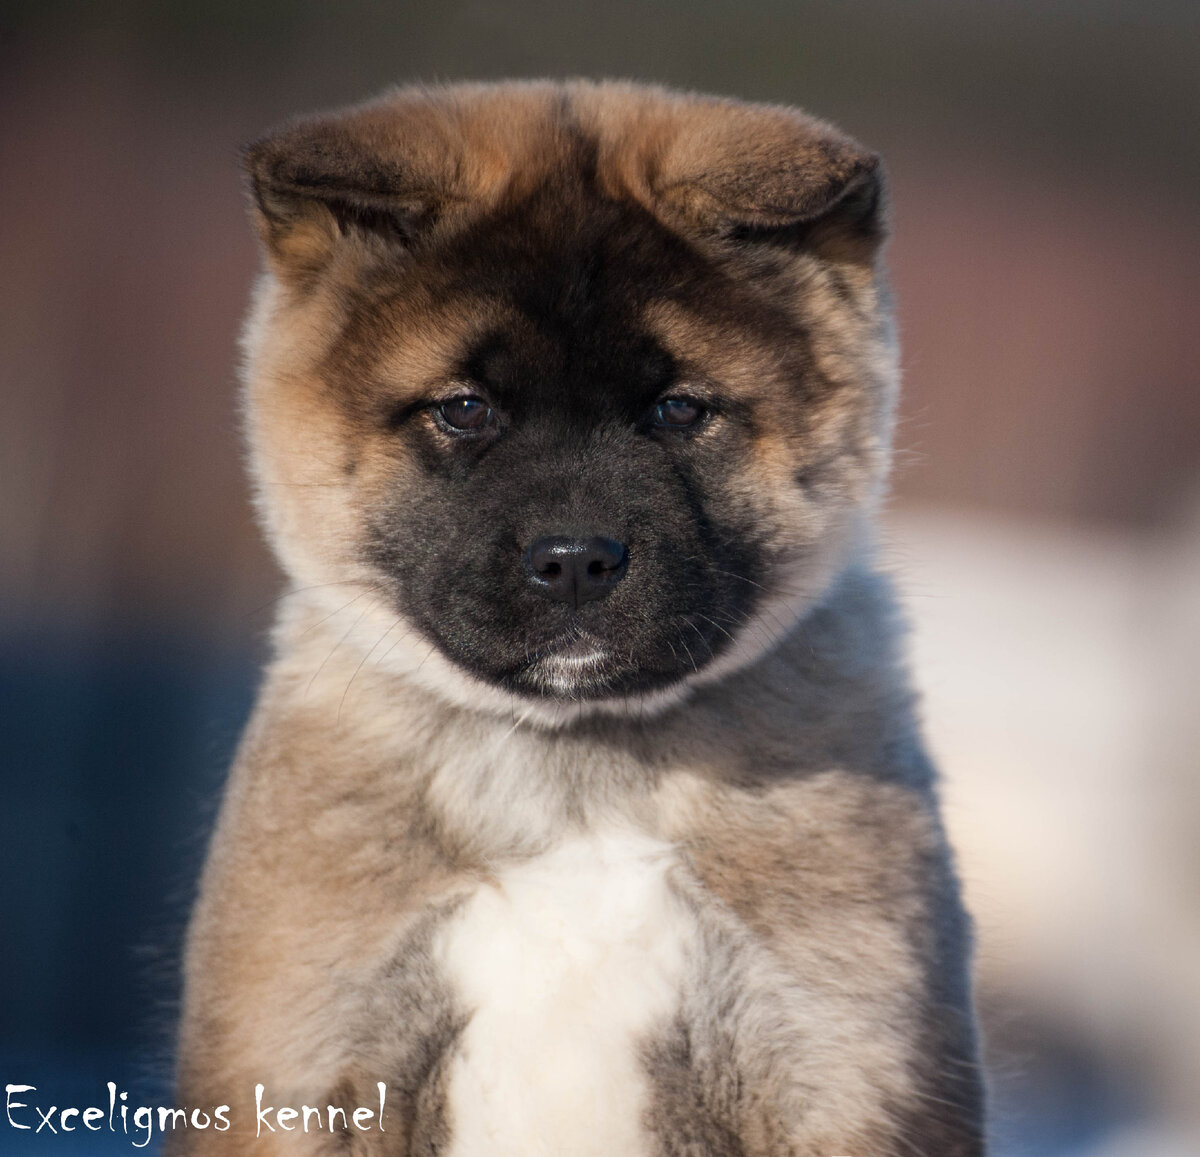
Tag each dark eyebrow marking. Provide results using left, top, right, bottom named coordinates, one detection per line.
left=459, top=330, right=514, bottom=389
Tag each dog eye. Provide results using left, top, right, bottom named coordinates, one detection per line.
left=651, top=397, right=707, bottom=430
left=438, top=396, right=496, bottom=432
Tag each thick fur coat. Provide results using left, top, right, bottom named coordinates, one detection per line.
left=170, top=80, right=984, bottom=1155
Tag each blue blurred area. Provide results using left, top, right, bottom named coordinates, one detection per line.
left=0, top=1052, right=168, bottom=1154
left=988, top=1043, right=1137, bottom=1157
left=0, top=623, right=257, bottom=1153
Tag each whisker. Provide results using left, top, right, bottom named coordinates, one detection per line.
left=300, top=589, right=376, bottom=638
left=338, top=614, right=406, bottom=724
left=305, top=602, right=376, bottom=698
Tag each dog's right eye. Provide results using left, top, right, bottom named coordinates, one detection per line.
left=648, top=396, right=710, bottom=433
left=436, top=396, right=497, bottom=432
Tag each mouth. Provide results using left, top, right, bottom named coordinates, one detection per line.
left=507, top=613, right=727, bottom=701
left=406, top=583, right=743, bottom=705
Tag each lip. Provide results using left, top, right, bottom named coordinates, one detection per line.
left=500, top=624, right=715, bottom=701
left=534, top=640, right=609, bottom=673
left=542, top=644, right=608, bottom=667
left=523, top=635, right=611, bottom=693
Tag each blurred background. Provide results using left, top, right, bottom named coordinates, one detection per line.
left=2, top=1, right=1197, bottom=1152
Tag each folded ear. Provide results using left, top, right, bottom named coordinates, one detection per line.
left=241, top=108, right=450, bottom=282
left=648, top=101, right=886, bottom=262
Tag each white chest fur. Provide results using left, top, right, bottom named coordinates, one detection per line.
left=434, top=829, right=696, bottom=1157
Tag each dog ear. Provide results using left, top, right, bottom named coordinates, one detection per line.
left=649, top=102, right=886, bottom=263
left=241, top=109, right=449, bottom=282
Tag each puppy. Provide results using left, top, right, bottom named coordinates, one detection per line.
left=171, top=80, right=984, bottom=1155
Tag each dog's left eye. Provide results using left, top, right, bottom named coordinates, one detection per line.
left=650, top=397, right=707, bottom=430
left=438, top=396, right=496, bottom=432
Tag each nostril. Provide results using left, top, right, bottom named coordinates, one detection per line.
left=525, top=535, right=629, bottom=605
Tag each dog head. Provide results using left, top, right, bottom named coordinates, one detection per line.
left=241, top=81, right=896, bottom=720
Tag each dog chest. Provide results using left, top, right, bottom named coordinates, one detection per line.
left=433, top=830, right=695, bottom=1157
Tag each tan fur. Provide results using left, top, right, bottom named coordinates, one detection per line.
left=171, top=81, right=983, bottom=1155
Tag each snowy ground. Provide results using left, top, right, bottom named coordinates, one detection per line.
left=887, top=505, right=1200, bottom=1155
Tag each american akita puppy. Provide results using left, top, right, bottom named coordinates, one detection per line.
left=171, top=81, right=984, bottom=1155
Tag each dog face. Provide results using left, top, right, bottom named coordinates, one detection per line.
left=242, top=82, right=896, bottom=715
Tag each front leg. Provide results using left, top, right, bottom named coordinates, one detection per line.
left=653, top=772, right=985, bottom=1156
left=643, top=905, right=983, bottom=1157
left=169, top=854, right=468, bottom=1153
left=168, top=931, right=464, bottom=1157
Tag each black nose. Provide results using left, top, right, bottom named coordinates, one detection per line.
left=525, top=536, right=629, bottom=607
